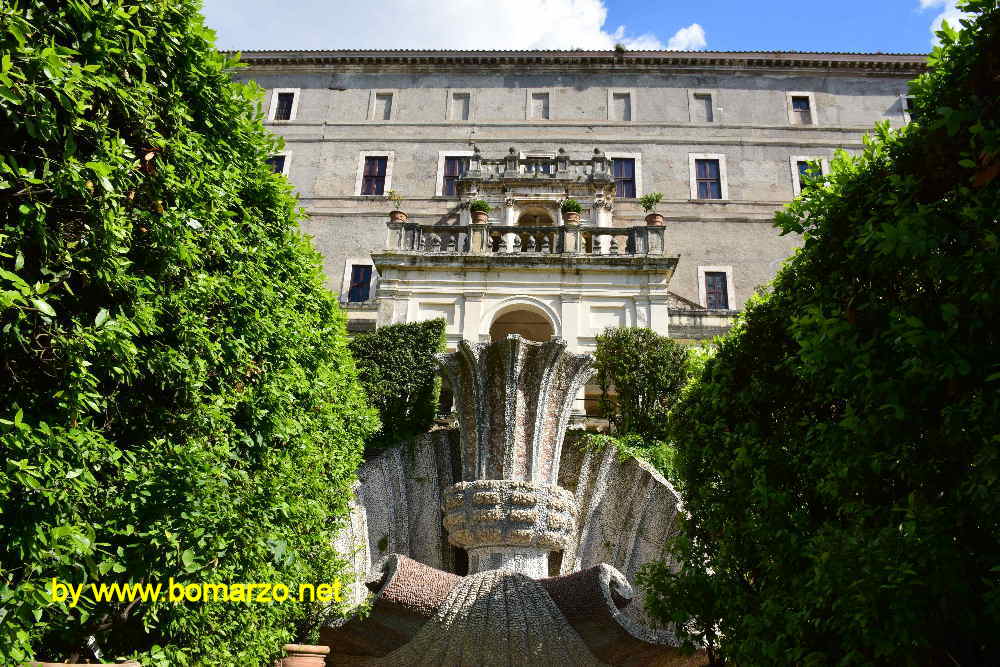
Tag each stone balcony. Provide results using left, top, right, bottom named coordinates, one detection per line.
left=385, top=221, right=667, bottom=256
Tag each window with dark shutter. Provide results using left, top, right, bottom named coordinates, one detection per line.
left=695, top=159, right=722, bottom=199
left=265, top=155, right=286, bottom=174
left=274, top=92, right=294, bottom=121
left=612, top=158, right=636, bottom=198
left=442, top=156, right=468, bottom=196
left=791, top=95, right=813, bottom=125
left=348, top=265, right=373, bottom=303
left=361, top=156, right=388, bottom=195
left=705, top=272, right=729, bottom=310
left=797, top=160, right=811, bottom=190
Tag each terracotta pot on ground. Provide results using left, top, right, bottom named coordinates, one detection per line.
left=645, top=212, right=665, bottom=226
left=280, top=644, right=330, bottom=667
left=471, top=211, right=489, bottom=224
left=389, top=210, right=407, bottom=222
left=562, top=211, right=581, bottom=225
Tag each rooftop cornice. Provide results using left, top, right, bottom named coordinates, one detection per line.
left=227, top=49, right=928, bottom=73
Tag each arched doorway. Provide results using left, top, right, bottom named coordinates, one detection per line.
left=489, top=309, right=554, bottom=343
left=517, top=207, right=554, bottom=226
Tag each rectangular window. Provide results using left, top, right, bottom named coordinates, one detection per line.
left=612, top=158, right=636, bottom=198
left=530, top=92, right=550, bottom=119
left=611, top=92, right=631, bottom=121
left=791, top=95, right=813, bottom=125
left=904, top=96, right=920, bottom=122
left=265, top=155, right=286, bottom=174
left=693, top=93, right=714, bottom=122
left=273, top=92, right=295, bottom=121
left=442, top=156, right=468, bottom=196
left=361, top=156, right=388, bottom=195
left=348, top=265, right=373, bottom=303
left=450, top=92, right=470, bottom=120
left=375, top=93, right=393, bottom=121
left=796, top=160, right=819, bottom=191
left=695, top=159, right=722, bottom=199
left=705, top=272, right=729, bottom=310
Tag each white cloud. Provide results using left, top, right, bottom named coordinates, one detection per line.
left=918, top=0, right=970, bottom=44
left=666, top=23, right=707, bottom=51
left=201, top=0, right=704, bottom=51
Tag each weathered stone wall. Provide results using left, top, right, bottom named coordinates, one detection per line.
left=235, top=55, right=919, bottom=323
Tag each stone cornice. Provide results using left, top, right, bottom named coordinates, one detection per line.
left=228, top=49, right=927, bottom=75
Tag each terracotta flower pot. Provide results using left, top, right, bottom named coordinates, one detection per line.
left=562, top=211, right=581, bottom=225
left=644, top=212, right=665, bottom=226
left=280, top=644, right=329, bottom=667
left=471, top=211, right=489, bottom=224
left=389, top=210, right=407, bottom=222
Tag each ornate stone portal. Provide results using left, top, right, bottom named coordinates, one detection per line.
left=437, top=336, right=594, bottom=577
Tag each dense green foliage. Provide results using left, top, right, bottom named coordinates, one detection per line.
left=561, top=198, right=582, bottom=214
left=580, top=433, right=678, bottom=482
left=595, top=327, right=690, bottom=441
left=641, top=4, right=1000, bottom=664
left=349, top=319, right=446, bottom=453
left=0, top=1, right=377, bottom=664
left=638, top=192, right=663, bottom=212
left=468, top=199, right=490, bottom=213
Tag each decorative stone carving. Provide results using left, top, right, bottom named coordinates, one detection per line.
left=436, top=337, right=595, bottom=484
left=435, top=337, right=595, bottom=577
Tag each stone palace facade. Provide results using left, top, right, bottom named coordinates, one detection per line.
left=233, top=49, right=924, bottom=349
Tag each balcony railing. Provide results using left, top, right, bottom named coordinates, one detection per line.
left=385, top=222, right=667, bottom=256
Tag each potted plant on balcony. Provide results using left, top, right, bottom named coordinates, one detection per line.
left=387, top=190, right=406, bottom=222
left=469, top=199, right=491, bottom=224
left=639, top=192, right=664, bottom=226
left=561, top=198, right=582, bottom=225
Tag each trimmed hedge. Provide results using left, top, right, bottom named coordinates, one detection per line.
left=595, top=327, right=690, bottom=441
left=640, top=4, right=1000, bottom=665
left=349, top=319, right=446, bottom=453
left=0, top=1, right=377, bottom=664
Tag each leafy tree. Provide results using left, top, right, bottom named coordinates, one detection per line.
left=349, top=319, right=446, bottom=453
left=595, top=327, right=691, bottom=441
left=641, top=4, right=1000, bottom=665
left=0, top=1, right=377, bottom=664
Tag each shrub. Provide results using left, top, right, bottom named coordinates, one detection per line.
left=561, top=198, right=582, bottom=214
left=638, top=192, right=663, bottom=212
left=469, top=199, right=491, bottom=213
left=641, top=5, right=1000, bottom=664
left=594, top=327, right=690, bottom=441
left=0, top=1, right=378, bottom=664
left=581, top=433, right=679, bottom=482
left=349, top=319, right=446, bottom=453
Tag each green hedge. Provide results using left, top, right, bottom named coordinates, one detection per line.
left=0, top=1, right=377, bottom=664
left=349, top=319, right=446, bottom=453
left=640, top=4, right=1000, bottom=664
left=594, top=327, right=690, bottom=441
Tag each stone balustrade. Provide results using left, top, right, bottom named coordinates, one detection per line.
left=386, top=222, right=666, bottom=256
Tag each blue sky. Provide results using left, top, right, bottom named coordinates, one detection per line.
left=201, top=0, right=966, bottom=54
